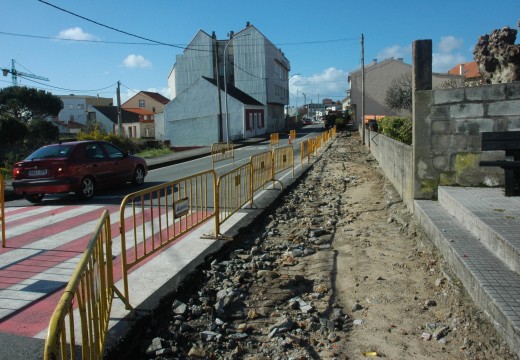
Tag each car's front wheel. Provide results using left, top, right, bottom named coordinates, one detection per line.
left=25, top=193, right=45, bottom=203
left=132, top=166, right=145, bottom=185
left=76, top=177, right=95, bottom=199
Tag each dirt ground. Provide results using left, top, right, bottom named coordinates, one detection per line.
left=113, top=131, right=518, bottom=359
left=326, top=132, right=516, bottom=359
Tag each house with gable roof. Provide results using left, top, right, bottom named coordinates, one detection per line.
left=164, top=22, right=290, bottom=147
left=88, top=106, right=155, bottom=139
left=448, top=61, right=482, bottom=86
left=122, top=91, right=170, bottom=114
left=348, top=58, right=462, bottom=127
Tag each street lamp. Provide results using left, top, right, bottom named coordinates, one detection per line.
left=224, top=33, right=249, bottom=142
left=286, top=73, right=301, bottom=124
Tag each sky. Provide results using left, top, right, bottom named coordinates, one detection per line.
left=1, top=0, right=519, bottom=107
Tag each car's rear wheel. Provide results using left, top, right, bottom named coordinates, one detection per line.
left=76, top=177, right=95, bottom=199
left=132, top=166, right=145, bottom=185
left=25, top=193, right=45, bottom=203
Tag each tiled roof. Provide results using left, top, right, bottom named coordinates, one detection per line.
left=141, top=91, right=170, bottom=105
left=448, top=62, right=480, bottom=78
left=93, top=106, right=141, bottom=124
left=124, top=108, right=155, bottom=115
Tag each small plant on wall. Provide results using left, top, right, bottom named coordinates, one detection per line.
left=379, top=116, right=412, bottom=145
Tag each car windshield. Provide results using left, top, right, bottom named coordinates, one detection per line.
left=26, top=144, right=73, bottom=160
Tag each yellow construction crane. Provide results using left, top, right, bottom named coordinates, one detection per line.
left=1, top=59, right=49, bottom=86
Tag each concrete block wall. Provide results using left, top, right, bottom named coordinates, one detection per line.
left=413, top=82, right=520, bottom=199
left=366, top=130, right=414, bottom=210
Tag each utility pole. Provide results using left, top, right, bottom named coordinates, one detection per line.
left=361, top=33, right=365, bottom=145
left=296, top=89, right=299, bottom=123
left=302, top=92, right=307, bottom=117
left=117, top=81, right=123, bottom=135
left=213, top=32, right=223, bottom=142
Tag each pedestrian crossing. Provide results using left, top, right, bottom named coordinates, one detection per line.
left=0, top=204, right=124, bottom=336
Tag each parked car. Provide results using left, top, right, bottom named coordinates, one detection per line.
left=12, top=140, right=148, bottom=203
left=302, top=118, right=313, bottom=125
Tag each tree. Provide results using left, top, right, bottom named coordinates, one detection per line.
left=384, top=73, right=412, bottom=115
left=27, top=119, right=59, bottom=147
left=0, top=86, right=63, bottom=123
left=0, top=116, right=29, bottom=145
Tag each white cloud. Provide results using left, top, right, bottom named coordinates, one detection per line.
left=438, top=36, right=464, bottom=54
left=374, top=36, right=468, bottom=73
left=122, top=54, right=152, bottom=69
left=433, top=36, right=467, bottom=72
left=290, top=67, right=348, bottom=104
left=57, top=27, right=97, bottom=41
left=376, top=45, right=411, bottom=61
left=433, top=52, right=467, bottom=72
left=145, top=87, right=172, bottom=100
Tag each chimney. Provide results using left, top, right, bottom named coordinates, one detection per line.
left=372, top=59, right=377, bottom=65
left=229, top=31, right=234, bottom=39
left=246, top=21, right=251, bottom=27
left=459, top=64, right=464, bottom=75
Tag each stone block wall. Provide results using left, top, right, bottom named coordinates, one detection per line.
left=413, top=82, right=520, bottom=199
left=367, top=131, right=414, bottom=210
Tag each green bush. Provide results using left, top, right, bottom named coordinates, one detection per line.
left=77, top=126, right=139, bottom=154
left=379, top=116, right=412, bottom=145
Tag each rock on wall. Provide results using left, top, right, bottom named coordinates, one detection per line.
left=474, top=27, right=520, bottom=84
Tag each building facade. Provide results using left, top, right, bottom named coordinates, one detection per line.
left=348, top=58, right=462, bottom=126
left=164, top=22, right=290, bottom=146
left=58, top=95, right=113, bottom=126
left=122, top=91, right=170, bottom=114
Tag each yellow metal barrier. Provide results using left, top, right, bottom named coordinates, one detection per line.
left=1, top=174, right=4, bottom=248
left=215, top=163, right=252, bottom=236
left=251, top=151, right=275, bottom=193
left=300, top=139, right=309, bottom=165
left=211, top=142, right=234, bottom=169
left=289, top=130, right=296, bottom=143
left=270, top=133, right=279, bottom=149
left=273, top=145, right=294, bottom=178
left=44, top=210, right=121, bottom=360
left=119, top=170, right=217, bottom=305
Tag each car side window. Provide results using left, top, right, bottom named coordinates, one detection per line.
left=84, top=144, right=106, bottom=160
left=102, top=143, right=125, bottom=159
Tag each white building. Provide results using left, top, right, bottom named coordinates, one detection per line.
left=164, top=22, right=291, bottom=147
left=58, top=95, right=113, bottom=126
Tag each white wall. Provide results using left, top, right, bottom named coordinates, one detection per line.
left=164, top=78, right=220, bottom=146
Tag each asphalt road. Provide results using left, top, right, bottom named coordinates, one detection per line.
left=4, top=125, right=322, bottom=208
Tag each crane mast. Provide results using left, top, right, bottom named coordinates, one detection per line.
left=1, top=59, right=49, bottom=86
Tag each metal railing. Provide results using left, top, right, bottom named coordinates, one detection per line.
left=118, top=170, right=217, bottom=305
left=44, top=210, right=121, bottom=360
left=215, top=163, right=252, bottom=236
left=289, top=129, right=296, bottom=143
left=42, top=129, right=336, bottom=357
left=273, top=145, right=294, bottom=178
left=211, top=142, right=234, bottom=169
left=269, top=133, right=279, bottom=149
left=251, top=151, right=278, bottom=193
left=1, top=174, right=4, bottom=248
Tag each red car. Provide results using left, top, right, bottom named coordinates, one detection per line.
left=12, top=140, right=148, bottom=203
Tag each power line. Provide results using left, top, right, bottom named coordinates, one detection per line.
left=37, top=0, right=189, bottom=50
left=15, top=76, right=117, bottom=93
left=0, top=30, right=166, bottom=46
